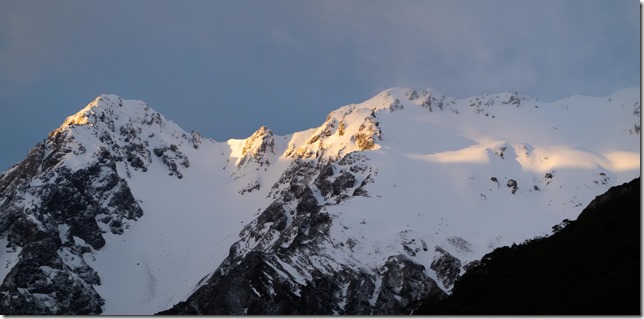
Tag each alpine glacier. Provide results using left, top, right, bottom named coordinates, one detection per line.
left=0, top=87, right=639, bottom=314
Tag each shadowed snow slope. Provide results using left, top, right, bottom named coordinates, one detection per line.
left=0, top=87, right=639, bottom=314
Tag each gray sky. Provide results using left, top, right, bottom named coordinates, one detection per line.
left=0, top=0, right=640, bottom=171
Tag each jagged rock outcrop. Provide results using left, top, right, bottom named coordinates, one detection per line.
left=374, top=255, right=447, bottom=314
left=237, top=126, right=275, bottom=168
left=153, top=144, right=190, bottom=179
left=430, top=247, right=461, bottom=289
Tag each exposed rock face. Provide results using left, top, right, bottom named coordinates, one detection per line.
left=506, top=179, right=518, bottom=194
left=161, top=153, right=444, bottom=315
left=353, top=116, right=381, bottom=151
left=153, top=144, right=190, bottom=179
left=0, top=130, right=143, bottom=314
left=430, top=247, right=462, bottom=289
left=237, top=126, right=275, bottom=168
left=419, top=89, right=452, bottom=112
left=0, top=238, right=103, bottom=314
left=232, top=126, right=276, bottom=195
left=374, top=255, right=447, bottom=314
left=283, top=95, right=390, bottom=161
left=0, top=94, right=184, bottom=314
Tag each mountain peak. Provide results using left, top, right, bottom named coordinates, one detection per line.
left=45, top=94, right=192, bottom=178
left=56, top=94, right=187, bottom=141
left=61, top=94, right=125, bottom=127
left=236, top=126, right=275, bottom=167
left=57, top=94, right=178, bottom=137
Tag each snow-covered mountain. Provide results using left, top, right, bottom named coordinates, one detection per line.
left=0, top=88, right=639, bottom=314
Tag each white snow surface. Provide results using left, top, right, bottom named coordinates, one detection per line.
left=20, top=88, right=640, bottom=314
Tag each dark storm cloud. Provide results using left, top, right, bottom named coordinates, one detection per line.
left=287, top=0, right=639, bottom=99
left=0, top=0, right=639, bottom=171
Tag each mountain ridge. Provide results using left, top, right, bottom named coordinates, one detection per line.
left=0, top=87, right=639, bottom=314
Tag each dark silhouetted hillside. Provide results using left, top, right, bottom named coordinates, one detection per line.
left=415, top=177, right=641, bottom=315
